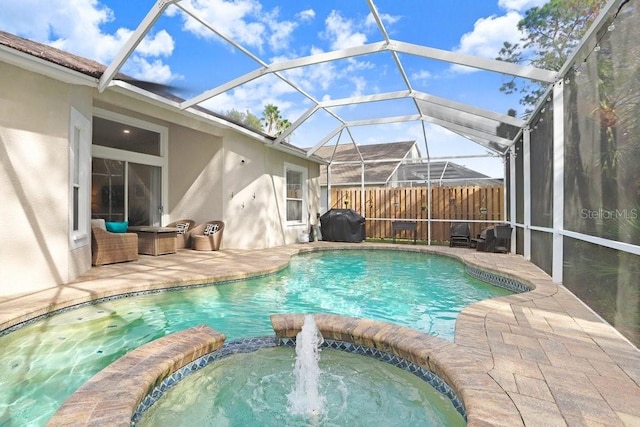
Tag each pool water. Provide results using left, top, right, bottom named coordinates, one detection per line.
left=0, top=250, right=511, bottom=426
left=137, top=347, right=467, bottom=426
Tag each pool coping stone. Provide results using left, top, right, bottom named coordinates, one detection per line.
left=1, top=242, right=638, bottom=426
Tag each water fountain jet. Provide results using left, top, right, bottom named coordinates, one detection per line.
left=287, top=314, right=326, bottom=418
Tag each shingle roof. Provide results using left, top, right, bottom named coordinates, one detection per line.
left=397, top=162, right=502, bottom=186
left=312, top=140, right=416, bottom=162
left=308, top=140, right=500, bottom=186
left=309, top=141, right=417, bottom=185
left=1, top=30, right=108, bottom=78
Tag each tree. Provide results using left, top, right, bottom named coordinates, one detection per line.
left=496, top=0, right=607, bottom=113
left=244, top=111, right=263, bottom=130
left=225, top=109, right=263, bottom=132
left=261, top=104, right=293, bottom=140
left=261, top=104, right=282, bottom=135
left=276, top=118, right=291, bottom=138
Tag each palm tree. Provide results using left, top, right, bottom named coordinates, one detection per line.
left=261, top=104, right=281, bottom=135
left=276, top=118, right=291, bottom=138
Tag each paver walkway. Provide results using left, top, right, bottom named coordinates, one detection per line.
left=1, top=242, right=639, bottom=426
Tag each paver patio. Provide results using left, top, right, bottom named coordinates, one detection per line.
left=1, top=242, right=639, bottom=426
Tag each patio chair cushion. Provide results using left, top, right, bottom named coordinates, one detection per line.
left=105, top=221, right=129, bottom=233
left=175, top=222, right=191, bottom=234
left=204, top=223, right=220, bottom=235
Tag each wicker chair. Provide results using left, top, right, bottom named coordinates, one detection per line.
left=190, top=221, right=225, bottom=251
left=91, top=226, right=139, bottom=266
left=165, top=219, right=196, bottom=249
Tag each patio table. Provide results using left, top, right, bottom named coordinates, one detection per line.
left=127, top=226, right=178, bottom=256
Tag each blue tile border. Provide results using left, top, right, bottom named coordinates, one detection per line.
left=1, top=253, right=529, bottom=338
left=279, top=337, right=466, bottom=420
left=131, top=336, right=277, bottom=425
left=0, top=272, right=280, bottom=338
left=466, top=265, right=531, bottom=293
left=131, top=336, right=467, bottom=425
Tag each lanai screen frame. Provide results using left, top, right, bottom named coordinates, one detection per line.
left=97, top=0, right=638, bottom=295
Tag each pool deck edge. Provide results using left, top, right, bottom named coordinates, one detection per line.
left=2, top=242, right=640, bottom=426
left=47, top=325, right=226, bottom=427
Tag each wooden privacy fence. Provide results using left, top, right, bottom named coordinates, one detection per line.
left=331, top=185, right=504, bottom=243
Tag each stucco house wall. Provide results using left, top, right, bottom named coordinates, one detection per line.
left=219, top=134, right=319, bottom=249
left=0, top=46, right=321, bottom=296
left=94, top=93, right=321, bottom=250
left=0, top=61, right=94, bottom=295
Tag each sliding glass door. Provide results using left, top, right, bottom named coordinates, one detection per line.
left=128, top=162, right=162, bottom=225
left=91, top=111, right=168, bottom=226
left=92, top=158, right=125, bottom=222
left=91, top=159, right=162, bottom=225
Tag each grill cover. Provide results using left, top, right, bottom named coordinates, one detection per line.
left=319, top=209, right=365, bottom=242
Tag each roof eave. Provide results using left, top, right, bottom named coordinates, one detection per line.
left=272, top=141, right=329, bottom=165
left=106, top=82, right=326, bottom=165
left=0, top=43, right=98, bottom=87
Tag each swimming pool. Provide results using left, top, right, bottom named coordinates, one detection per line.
left=137, top=346, right=467, bottom=426
left=0, top=250, right=512, bottom=425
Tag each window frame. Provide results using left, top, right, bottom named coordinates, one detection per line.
left=69, top=108, right=91, bottom=249
left=92, top=108, right=169, bottom=226
left=284, top=162, right=308, bottom=226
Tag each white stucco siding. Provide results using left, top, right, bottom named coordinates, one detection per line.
left=167, top=124, right=224, bottom=225
left=260, top=145, right=321, bottom=248
left=0, top=60, right=321, bottom=296
left=0, top=62, right=93, bottom=295
left=160, top=117, right=320, bottom=250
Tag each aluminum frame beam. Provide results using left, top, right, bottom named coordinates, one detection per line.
left=391, top=40, right=558, bottom=83
left=99, top=0, right=180, bottom=92
left=100, top=0, right=561, bottom=163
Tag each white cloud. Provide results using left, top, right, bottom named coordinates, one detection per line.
left=274, top=45, right=342, bottom=97
left=278, top=53, right=375, bottom=104
left=297, top=9, right=316, bottom=22
left=344, top=57, right=375, bottom=74
left=136, top=30, right=175, bottom=57
left=263, top=9, right=297, bottom=51
left=127, top=57, right=174, bottom=84
left=411, top=70, right=433, bottom=83
left=169, top=0, right=301, bottom=53
left=322, top=10, right=368, bottom=50
left=350, top=76, right=367, bottom=98
left=457, top=11, right=523, bottom=59
left=201, top=73, right=298, bottom=118
left=289, top=61, right=336, bottom=93
left=0, top=0, right=179, bottom=84
left=0, top=0, right=113, bottom=45
left=498, top=0, right=548, bottom=12
left=364, top=12, right=401, bottom=28
left=168, top=0, right=266, bottom=49
left=449, top=11, right=524, bottom=74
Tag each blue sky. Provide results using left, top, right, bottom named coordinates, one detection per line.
left=0, top=0, right=550, bottom=177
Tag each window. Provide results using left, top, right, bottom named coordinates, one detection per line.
left=69, top=108, right=91, bottom=248
left=285, top=163, right=307, bottom=224
left=92, top=109, right=168, bottom=227
left=92, top=116, right=161, bottom=155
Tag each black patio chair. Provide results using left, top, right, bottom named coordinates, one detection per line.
left=493, top=224, right=513, bottom=253
left=449, top=222, right=471, bottom=247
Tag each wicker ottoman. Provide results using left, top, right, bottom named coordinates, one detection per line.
left=128, top=226, right=178, bottom=256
